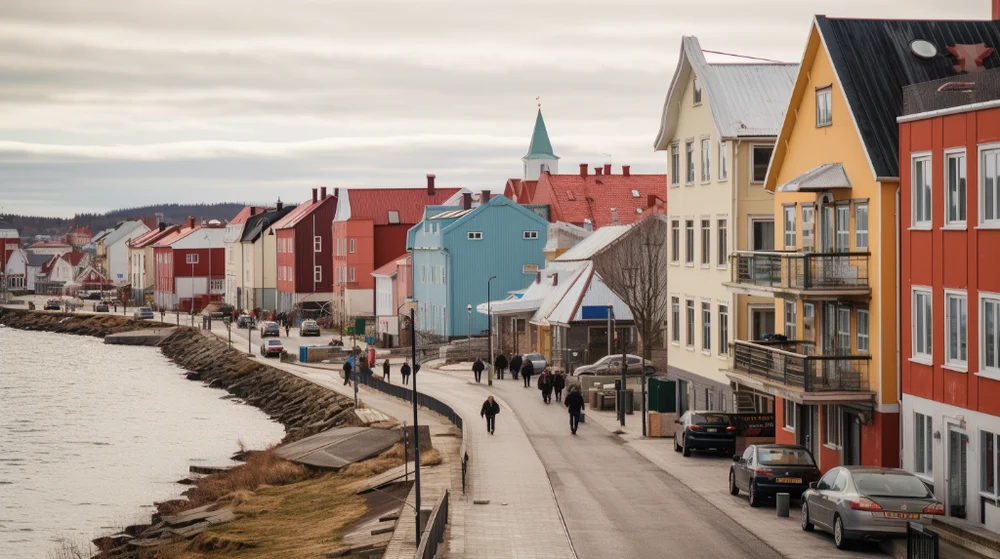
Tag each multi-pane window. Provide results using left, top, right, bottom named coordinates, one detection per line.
left=685, top=142, right=695, bottom=183
left=914, top=412, right=933, bottom=475
left=349, top=267, right=355, bottom=282
left=913, top=156, right=932, bottom=227
left=314, top=236, right=322, bottom=252
left=701, top=302, right=711, bottom=352
left=670, top=144, right=680, bottom=185
left=855, top=204, right=869, bottom=249
left=783, top=206, right=796, bottom=249
left=719, top=141, right=728, bottom=181
left=913, top=289, right=933, bottom=361
left=946, top=151, right=967, bottom=225
left=186, top=254, right=199, bottom=264
left=982, top=148, right=1000, bottom=225
left=816, top=86, right=832, bottom=127
left=701, top=139, right=711, bottom=182
left=719, top=305, right=729, bottom=355
left=671, top=297, right=680, bottom=343
left=314, top=266, right=322, bottom=282
left=784, top=301, right=796, bottom=338
left=693, top=76, right=702, bottom=105
left=670, top=220, right=680, bottom=263
left=700, top=219, right=711, bottom=266
left=349, top=239, right=355, bottom=253
left=468, top=232, right=483, bottom=240
left=982, top=431, right=999, bottom=498
left=945, top=292, right=968, bottom=368
left=686, top=300, right=695, bottom=348
left=523, top=230, right=539, bottom=239
left=801, top=206, right=815, bottom=251
left=685, top=220, right=694, bottom=264
left=837, top=307, right=851, bottom=353
left=716, top=219, right=727, bottom=267
left=857, top=308, right=870, bottom=354
left=751, top=145, right=773, bottom=183
left=836, top=205, right=850, bottom=252
left=824, top=405, right=841, bottom=447
left=783, top=400, right=797, bottom=432
left=983, top=296, right=1000, bottom=373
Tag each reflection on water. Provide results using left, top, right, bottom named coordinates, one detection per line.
left=0, top=327, right=285, bottom=558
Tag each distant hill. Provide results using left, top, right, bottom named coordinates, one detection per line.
left=1, top=203, right=248, bottom=240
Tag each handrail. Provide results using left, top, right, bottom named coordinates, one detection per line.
left=730, top=250, right=872, bottom=257
left=415, top=489, right=449, bottom=559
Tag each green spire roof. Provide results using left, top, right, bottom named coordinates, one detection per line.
left=522, top=109, right=559, bottom=160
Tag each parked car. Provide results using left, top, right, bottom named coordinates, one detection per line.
left=315, top=316, right=332, bottom=328
left=674, top=411, right=736, bottom=457
left=260, top=321, right=280, bottom=337
left=730, top=444, right=821, bottom=507
left=522, top=353, right=547, bottom=373
left=572, top=354, right=656, bottom=376
left=208, top=311, right=224, bottom=320
left=260, top=339, right=283, bottom=358
left=237, top=314, right=254, bottom=329
left=299, top=319, right=321, bottom=336
left=95, top=303, right=109, bottom=313
left=43, top=299, right=61, bottom=311
left=801, top=466, right=944, bottom=550
left=133, top=307, right=155, bottom=320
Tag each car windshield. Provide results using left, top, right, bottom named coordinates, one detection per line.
left=757, top=448, right=815, bottom=466
left=690, top=413, right=730, bottom=425
left=853, top=472, right=932, bottom=498
left=304, top=321, right=317, bottom=326
left=140, top=308, right=151, bottom=312
left=268, top=340, right=282, bottom=346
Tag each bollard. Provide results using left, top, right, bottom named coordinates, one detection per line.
left=776, top=492, right=790, bottom=518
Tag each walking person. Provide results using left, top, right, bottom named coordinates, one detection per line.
left=509, top=354, right=522, bottom=380
left=521, top=358, right=534, bottom=388
left=494, top=353, right=508, bottom=380
left=553, top=372, right=566, bottom=402
left=284, top=322, right=290, bottom=337
left=472, top=357, right=485, bottom=383
left=382, top=358, right=391, bottom=383
left=480, top=395, right=500, bottom=435
left=538, top=369, right=553, bottom=404
left=565, top=385, right=585, bottom=435
left=400, top=361, right=411, bottom=385
left=342, top=359, right=353, bottom=386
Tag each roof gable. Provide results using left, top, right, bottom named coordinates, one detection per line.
left=523, top=109, right=558, bottom=160
left=275, top=194, right=335, bottom=230
left=440, top=194, right=549, bottom=236
left=241, top=206, right=297, bottom=242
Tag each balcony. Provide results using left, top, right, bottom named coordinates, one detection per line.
left=727, top=340, right=873, bottom=402
left=725, top=251, right=870, bottom=299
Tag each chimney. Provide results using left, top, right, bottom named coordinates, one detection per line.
left=249, top=207, right=257, bottom=217
left=481, top=190, right=491, bottom=203
left=579, top=163, right=588, bottom=177
left=320, top=187, right=327, bottom=199
left=158, top=222, right=166, bottom=232
left=623, top=165, right=631, bottom=177
left=552, top=272, right=559, bottom=286
left=994, top=0, right=1000, bottom=19
left=647, top=194, right=659, bottom=209
left=187, top=216, right=195, bottom=229
left=427, top=174, right=437, bottom=195
left=610, top=208, right=619, bottom=225
left=595, top=166, right=603, bottom=176
left=276, top=198, right=283, bottom=211
left=603, top=163, right=612, bottom=175
left=312, top=188, right=318, bottom=203
left=462, top=192, right=472, bottom=210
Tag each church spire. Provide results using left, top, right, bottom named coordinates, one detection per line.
left=522, top=107, right=559, bottom=180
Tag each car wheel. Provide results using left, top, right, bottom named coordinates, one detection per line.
left=729, top=470, right=739, bottom=496
left=674, top=437, right=682, bottom=452
left=748, top=482, right=761, bottom=508
left=833, top=515, right=849, bottom=550
left=801, top=501, right=814, bottom=532
left=682, top=436, right=692, bottom=457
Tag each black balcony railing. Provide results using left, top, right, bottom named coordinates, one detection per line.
left=731, top=251, right=870, bottom=291
left=732, top=340, right=870, bottom=392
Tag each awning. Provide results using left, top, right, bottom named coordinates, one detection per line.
left=776, top=163, right=852, bottom=192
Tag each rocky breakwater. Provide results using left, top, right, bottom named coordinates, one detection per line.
left=0, top=308, right=162, bottom=337
left=158, top=327, right=357, bottom=444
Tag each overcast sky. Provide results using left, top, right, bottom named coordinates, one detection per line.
left=0, top=0, right=989, bottom=217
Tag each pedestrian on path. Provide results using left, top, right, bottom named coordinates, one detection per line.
left=509, top=354, right=522, bottom=381
left=494, top=353, right=507, bottom=380
left=538, top=369, right=553, bottom=404
left=284, top=322, right=290, bottom=337
left=472, top=357, right=485, bottom=383
left=382, top=358, right=391, bottom=383
left=400, top=361, right=411, bottom=385
left=342, top=360, right=353, bottom=386
left=521, top=358, right=534, bottom=388
left=553, top=372, right=566, bottom=402
left=480, top=395, right=500, bottom=435
left=565, top=385, right=585, bottom=435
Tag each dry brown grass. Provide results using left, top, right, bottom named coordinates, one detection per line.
left=340, top=443, right=442, bottom=477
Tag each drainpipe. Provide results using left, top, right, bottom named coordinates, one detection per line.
left=896, top=185, right=902, bottom=468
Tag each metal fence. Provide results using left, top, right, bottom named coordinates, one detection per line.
left=415, top=489, right=450, bottom=559
left=906, top=522, right=939, bottom=559
left=732, top=340, right=871, bottom=392
left=732, top=251, right=870, bottom=291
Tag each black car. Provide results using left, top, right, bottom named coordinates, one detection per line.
left=95, top=303, right=109, bottom=313
left=674, top=411, right=736, bottom=457
left=730, top=444, right=821, bottom=507
left=43, top=299, right=61, bottom=311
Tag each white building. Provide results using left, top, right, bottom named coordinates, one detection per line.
left=224, top=207, right=263, bottom=307
left=96, top=221, right=150, bottom=286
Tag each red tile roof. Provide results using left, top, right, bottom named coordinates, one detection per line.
left=152, top=225, right=196, bottom=247
left=63, top=251, right=85, bottom=267
left=534, top=171, right=667, bottom=228
left=503, top=179, right=537, bottom=203
left=228, top=206, right=266, bottom=227
left=275, top=195, right=335, bottom=229
left=129, top=225, right=180, bottom=249
left=346, top=188, right=461, bottom=226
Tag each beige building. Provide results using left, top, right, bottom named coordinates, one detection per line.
left=654, top=36, right=797, bottom=413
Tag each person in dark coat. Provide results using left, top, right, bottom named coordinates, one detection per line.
left=538, top=370, right=553, bottom=403
left=382, top=358, right=391, bottom=383
left=342, top=360, right=353, bottom=386
left=553, top=372, right=566, bottom=402
left=480, top=395, right=500, bottom=435
left=565, top=385, right=585, bottom=434
left=494, top=353, right=508, bottom=380
left=521, top=358, right=534, bottom=388
left=414, top=362, right=421, bottom=375
left=472, top=357, right=485, bottom=383
left=509, top=354, right=523, bottom=381
left=400, top=361, right=411, bottom=385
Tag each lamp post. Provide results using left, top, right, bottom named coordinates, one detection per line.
left=487, top=275, right=496, bottom=386
left=467, top=304, right=472, bottom=355
left=410, top=307, right=422, bottom=546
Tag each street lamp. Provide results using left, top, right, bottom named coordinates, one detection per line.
left=467, top=304, right=472, bottom=354
left=487, top=275, right=496, bottom=386
left=409, top=307, right=422, bottom=546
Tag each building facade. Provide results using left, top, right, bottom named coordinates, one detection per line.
left=275, top=188, right=337, bottom=315
left=153, top=221, right=225, bottom=312
left=94, top=220, right=150, bottom=286
left=240, top=205, right=296, bottom=311
left=128, top=224, right=179, bottom=306
left=223, top=207, right=263, bottom=308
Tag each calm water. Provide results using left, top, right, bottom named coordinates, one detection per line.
left=0, top=327, right=286, bottom=558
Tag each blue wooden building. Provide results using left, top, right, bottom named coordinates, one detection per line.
left=407, top=193, right=548, bottom=338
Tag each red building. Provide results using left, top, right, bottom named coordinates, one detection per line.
left=152, top=218, right=225, bottom=312
left=900, top=66, right=1000, bottom=525
left=0, top=219, right=18, bottom=273
left=504, top=164, right=666, bottom=229
left=274, top=187, right=338, bottom=315
left=331, top=175, right=460, bottom=321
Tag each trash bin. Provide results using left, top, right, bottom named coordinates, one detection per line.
left=622, top=389, right=634, bottom=415
left=647, top=378, right=677, bottom=413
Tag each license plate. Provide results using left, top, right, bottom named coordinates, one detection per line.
left=707, top=428, right=717, bottom=433
left=776, top=477, right=802, bottom=484
left=884, top=512, right=920, bottom=519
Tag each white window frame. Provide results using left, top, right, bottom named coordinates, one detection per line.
left=684, top=220, right=694, bottom=265
left=784, top=300, right=796, bottom=339
left=670, top=143, right=680, bottom=186
left=701, top=301, right=711, bottom=353
left=982, top=430, right=1000, bottom=500
left=980, top=292, right=1000, bottom=378
left=750, top=144, right=773, bottom=184
left=783, top=400, right=797, bottom=432
left=701, top=139, right=711, bottom=183
left=718, top=141, right=728, bottom=181
left=824, top=405, right=842, bottom=449
left=693, top=76, right=702, bottom=105
left=348, top=266, right=355, bottom=282
left=671, top=297, right=680, bottom=344
left=685, top=299, right=695, bottom=349
left=801, top=205, right=815, bottom=252
left=945, top=290, right=968, bottom=371
left=914, top=412, right=933, bottom=476
left=815, top=86, right=832, bottom=127
left=857, top=308, right=870, bottom=354
left=700, top=219, right=711, bottom=267
left=186, top=253, right=199, bottom=264
left=468, top=231, right=483, bottom=240
left=314, top=236, right=322, bottom=252
left=442, top=266, right=447, bottom=285
left=210, top=278, right=224, bottom=292
left=945, top=149, right=967, bottom=227
left=348, top=238, right=355, bottom=253
left=980, top=144, right=1000, bottom=227
left=523, top=230, right=539, bottom=240
left=314, top=266, right=322, bottom=282
left=912, top=154, right=932, bottom=228
left=912, top=287, right=933, bottom=364
left=783, top=206, right=796, bottom=249
left=716, top=218, right=727, bottom=268
left=670, top=220, right=680, bottom=264
left=421, top=265, right=426, bottom=283
left=855, top=203, right=869, bottom=250
left=685, top=141, right=695, bottom=184
left=718, top=304, right=729, bottom=356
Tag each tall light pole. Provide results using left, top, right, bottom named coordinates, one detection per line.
left=487, top=276, right=496, bottom=386
left=205, top=232, right=212, bottom=312
left=410, top=307, right=422, bottom=546
left=467, top=304, right=472, bottom=354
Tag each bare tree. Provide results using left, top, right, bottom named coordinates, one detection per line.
left=592, top=215, right=670, bottom=363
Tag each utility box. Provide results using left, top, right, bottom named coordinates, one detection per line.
left=647, top=378, right=677, bottom=413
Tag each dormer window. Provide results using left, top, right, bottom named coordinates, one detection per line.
left=693, top=76, right=702, bottom=105
left=631, top=189, right=640, bottom=198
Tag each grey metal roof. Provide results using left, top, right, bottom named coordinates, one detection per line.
left=25, top=250, right=51, bottom=266
left=777, top=163, right=852, bottom=192
left=556, top=224, right=631, bottom=262
left=709, top=64, right=799, bottom=137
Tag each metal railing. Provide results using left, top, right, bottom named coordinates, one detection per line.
left=907, top=521, right=939, bottom=559
left=415, top=489, right=449, bottom=559
left=731, top=251, right=870, bottom=291
left=732, top=340, right=871, bottom=392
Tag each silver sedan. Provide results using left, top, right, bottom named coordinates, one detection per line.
left=800, top=466, right=943, bottom=550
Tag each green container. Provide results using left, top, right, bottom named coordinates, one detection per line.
left=647, top=378, right=677, bottom=413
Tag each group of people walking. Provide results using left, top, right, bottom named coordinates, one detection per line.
left=343, top=353, right=416, bottom=386
left=476, top=353, right=584, bottom=436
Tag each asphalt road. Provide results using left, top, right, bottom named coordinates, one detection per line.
left=484, top=378, right=784, bottom=559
